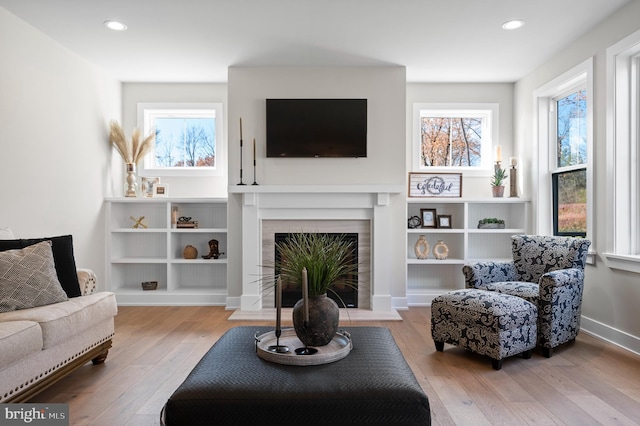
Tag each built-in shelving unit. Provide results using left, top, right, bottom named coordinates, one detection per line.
left=406, top=197, right=530, bottom=306
left=105, top=198, right=228, bottom=305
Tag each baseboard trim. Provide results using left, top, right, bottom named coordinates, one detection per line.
left=580, top=315, right=640, bottom=356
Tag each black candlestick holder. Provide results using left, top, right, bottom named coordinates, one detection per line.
left=237, top=138, right=246, bottom=185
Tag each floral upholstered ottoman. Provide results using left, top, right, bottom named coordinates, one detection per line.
left=431, top=289, right=537, bottom=370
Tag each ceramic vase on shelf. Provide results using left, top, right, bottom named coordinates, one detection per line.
left=292, top=294, right=339, bottom=346
left=433, top=240, right=449, bottom=260
left=125, top=163, right=138, bottom=197
left=414, top=235, right=429, bottom=260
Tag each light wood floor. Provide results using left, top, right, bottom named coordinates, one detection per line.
left=30, top=306, right=640, bottom=426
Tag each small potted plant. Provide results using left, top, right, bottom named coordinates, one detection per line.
left=477, top=218, right=506, bottom=229
left=491, top=168, right=508, bottom=197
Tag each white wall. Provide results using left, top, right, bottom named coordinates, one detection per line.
left=406, top=83, right=515, bottom=198
left=226, top=66, right=408, bottom=302
left=121, top=83, right=229, bottom=198
left=0, top=8, right=121, bottom=288
left=514, top=0, right=640, bottom=352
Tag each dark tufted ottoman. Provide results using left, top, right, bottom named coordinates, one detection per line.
left=162, top=326, right=431, bottom=425
left=431, top=289, right=537, bottom=370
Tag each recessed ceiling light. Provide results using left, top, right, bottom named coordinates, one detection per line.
left=104, top=20, right=127, bottom=31
left=501, top=20, right=525, bottom=30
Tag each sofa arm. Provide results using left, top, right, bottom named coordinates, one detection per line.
left=77, top=268, right=97, bottom=296
left=463, top=261, right=518, bottom=289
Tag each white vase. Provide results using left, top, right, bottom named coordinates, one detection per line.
left=125, top=163, right=138, bottom=197
left=433, top=240, right=449, bottom=260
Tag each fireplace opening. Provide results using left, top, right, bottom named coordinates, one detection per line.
left=274, top=232, right=358, bottom=308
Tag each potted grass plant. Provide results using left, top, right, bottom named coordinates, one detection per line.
left=269, top=232, right=359, bottom=346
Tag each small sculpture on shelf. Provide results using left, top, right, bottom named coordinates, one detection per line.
left=202, top=239, right=224, bottom=259
left=183, top=245, right=198, bottom=259
left=176, top=217, right=198, bottom=229
left=407, top=215, right=422, bottom=229
left=130, top=216, right=147, bottom=229
left=414, top=235, right=429, bottom=260
left=432, top=240, right=449, bottom=260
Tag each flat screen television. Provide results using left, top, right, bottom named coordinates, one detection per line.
left=266, top=98, right=367, bottom=158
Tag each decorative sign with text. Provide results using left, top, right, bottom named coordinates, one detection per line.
left=408, top=172, right=462, bottom=198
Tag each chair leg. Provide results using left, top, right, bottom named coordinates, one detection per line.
left=542, top=347, right=552, bottom=358
left=434, top=341, right=444, bottom=352
left=491, top=359, right=503, bottom=370
left=522, top=349, right=533, bottom=359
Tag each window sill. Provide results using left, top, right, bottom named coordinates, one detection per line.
left=603, top=252, right=640, bottom=274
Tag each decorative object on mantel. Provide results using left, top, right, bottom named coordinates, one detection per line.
left=509, top=156, right=519, bottom=198
left=237, top=117, right=246, bottom=186
left=252, top=137, right=259, bottom=186
left=478, top=218, right=505, bottom=229
left=130, top=216, right=147, bottom=229
left=202, top=239, right=224, bottom=259
left=491, top=167, right=508, bottom=198
left=265, top=232, right=359, bottom=348
left=432, top=240, right=449, bottom=260
left=407, top=215, right=422, bottom=229
left=183, top=245, right=198, bottom=259
left=109, top=120, right=155, bottom=197
left=414, top=235, right=429, bottom=260
left=141, top=281, right=157, bottom=290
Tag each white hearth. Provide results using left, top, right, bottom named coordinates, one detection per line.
left=228, top=185, right=404, bottom=313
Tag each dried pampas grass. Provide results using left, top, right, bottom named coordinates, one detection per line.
left=109, top=120, right=155, bottom=164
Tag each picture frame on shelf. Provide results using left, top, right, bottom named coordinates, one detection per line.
left=154, top=184, right=168, bottom=198
left=408, top=172, right=462, bottom=198
left=437, top=215, right=452, bottom=229
left=141, top=177, right=160, bottom=198
left=420, top=208, right=437, bottom=228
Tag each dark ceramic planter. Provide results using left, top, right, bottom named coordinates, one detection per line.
left=292, top=294, right=339, bottom=346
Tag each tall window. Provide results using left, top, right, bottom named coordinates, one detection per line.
left=138, top=103, right=224, bottom=177
left=605, top=29, right=640, bottom=273
left=413, top=104, right=496, bottom=174
left=534, top=58, right=593, bottom=259
left=552, top=88, right=587, bottom=237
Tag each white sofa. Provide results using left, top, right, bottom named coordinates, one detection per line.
left=0, top=227, right=117, bottom=403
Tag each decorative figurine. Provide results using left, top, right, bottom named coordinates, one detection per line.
left=202, top=239, right=224, bottom=259
left=130, top=216, right=147, bottom=229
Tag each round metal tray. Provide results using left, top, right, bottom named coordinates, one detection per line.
left=255, top=328, right=352, bottom=366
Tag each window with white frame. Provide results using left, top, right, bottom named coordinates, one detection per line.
left=605, top=29, right=640, bottom=273
left=138, top=103, right=224, bottom=176
left=534, top=59, right=593, bottom=260
left=413, top=104, right=496, bottom=175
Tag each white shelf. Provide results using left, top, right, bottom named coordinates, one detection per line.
left=406, top=197, right=530, bottom=305
left=106, top=198, right=228, bottom=305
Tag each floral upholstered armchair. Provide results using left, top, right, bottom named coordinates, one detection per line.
left=462, top=235, right=591, bottom=357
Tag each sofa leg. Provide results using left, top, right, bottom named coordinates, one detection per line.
left=92, top=349, right=109, bottom=365
left=434, top=341, right=444, bottom=352
left=522, top=349, right=533, bottom=359
left=491, top=359, right=503, bottom=370
left=542, top=347, right=552, bottom=358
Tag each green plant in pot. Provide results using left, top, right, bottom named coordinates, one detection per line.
left=491, top=167, right=508, bottom=197
left=273, top=232, right=359, bottom=347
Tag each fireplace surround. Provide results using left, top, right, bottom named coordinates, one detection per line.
left=228, top=185, right=404, bottom=313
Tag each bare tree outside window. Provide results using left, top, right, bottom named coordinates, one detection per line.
left=154, top=117, right=216, bottom=168
left=420, top=117, right=483, bottom=167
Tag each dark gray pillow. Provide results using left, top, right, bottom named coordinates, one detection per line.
left=0, top=241, right=69, bottom=313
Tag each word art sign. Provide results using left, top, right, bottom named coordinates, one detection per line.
left=408, top=173, right=462, bottom=198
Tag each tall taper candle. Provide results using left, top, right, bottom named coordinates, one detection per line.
left=240, top=117, right=243, bottom=140
left=302, top=267, right=309, bottom=324
left=253, top=138, right=256, bottom=163
left=275, top=276, right=282, bottom=337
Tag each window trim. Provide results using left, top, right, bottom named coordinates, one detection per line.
left=137, top=102, right=225, bottom=177
left=533, top=58, right=594, bottom=264
left=604, top=28, right=640, bottom=273
left=412, top=103, right=498, bottom=177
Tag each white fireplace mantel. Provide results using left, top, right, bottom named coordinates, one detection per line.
left=228, top=184, right=404, bottom=312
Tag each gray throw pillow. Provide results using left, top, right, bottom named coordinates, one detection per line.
left=0, top=240, right=69, bottom=313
